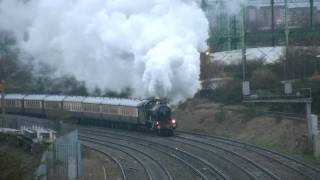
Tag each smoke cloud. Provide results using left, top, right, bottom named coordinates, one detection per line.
left=0, top=0, right=209, bottom=103
left=225, top=0, right=247, bottom=14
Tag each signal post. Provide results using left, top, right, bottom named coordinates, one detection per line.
left=0, top=80, right=5, bottom=130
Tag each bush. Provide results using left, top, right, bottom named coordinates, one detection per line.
left=205, top=79, right=242, bottom=104
left=250, top=68, right=281, bottom=89
left=241, top=107, right=261, bottom=123
left=103, top=87, right=133, bottom=98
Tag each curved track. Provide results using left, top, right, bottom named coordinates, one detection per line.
left=178, top=131, right=320, bottom=180
left=82, top=144, right=127, bottom=180
left=79, top=127, right=320, bottom=180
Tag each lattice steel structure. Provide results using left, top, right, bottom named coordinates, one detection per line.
left=206, top=0, right=320, bottom=51
left=204, top=0, right=320, bottom=80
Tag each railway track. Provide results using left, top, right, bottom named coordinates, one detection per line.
left=80, top=136, right=169, bottom=180
left=80, top=129, right=275, bottom=180
left=178, top=131, right=320, bottom=180
left=78, top=127, right=320, bottom=180
left=81, top=139, right=152, bottom=180
left=80, top=130, right=225, bottom=180
left=81, top=144, right=127, bottom=180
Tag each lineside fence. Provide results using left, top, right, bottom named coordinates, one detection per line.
left=36, top=130, right=81, bottom=180
left=0, top=114, right=58, bottom=131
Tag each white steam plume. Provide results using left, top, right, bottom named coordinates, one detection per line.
left=0, top=0, right=209, bottom=103
left=225, top=0, right=247, bottom=14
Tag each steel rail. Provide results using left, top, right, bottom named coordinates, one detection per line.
left=79, top=128, right=230, bottom=180
left=80, top=138, right=153, bottom=180
left=80, top=135, right=173, bottom=180
left=172, top=136, right=280, bottom=180
left=81, top=144, right=127, bottom=180
left=179, top=131, right=320, bottom=180
left=111, top=135, right=209, bottom=180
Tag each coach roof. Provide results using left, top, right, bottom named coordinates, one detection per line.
left=44, top=95, right=67, bottom=102
left=101, top=97, right=141, bottom=106
left=24, top=95, right=48, bottom=100
left=83, top=97, right=103, bottom=104
left=4, top=94, right=26, bottom=99
left=63, top=96, right=86, bottom=102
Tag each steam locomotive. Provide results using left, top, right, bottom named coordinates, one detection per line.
left=0, top=94, right=177, bottom=135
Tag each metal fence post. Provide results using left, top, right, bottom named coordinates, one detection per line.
left=271, top=0, right=275, bottom=46
left=1, top=80, right=5, bottom=130
left=306, top=102, right=313, bottom=151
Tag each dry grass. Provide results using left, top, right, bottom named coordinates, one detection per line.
left=174, top=98, right=308, bottom=154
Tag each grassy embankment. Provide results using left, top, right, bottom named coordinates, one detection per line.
left=174, top=98, right=319, bottom=163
